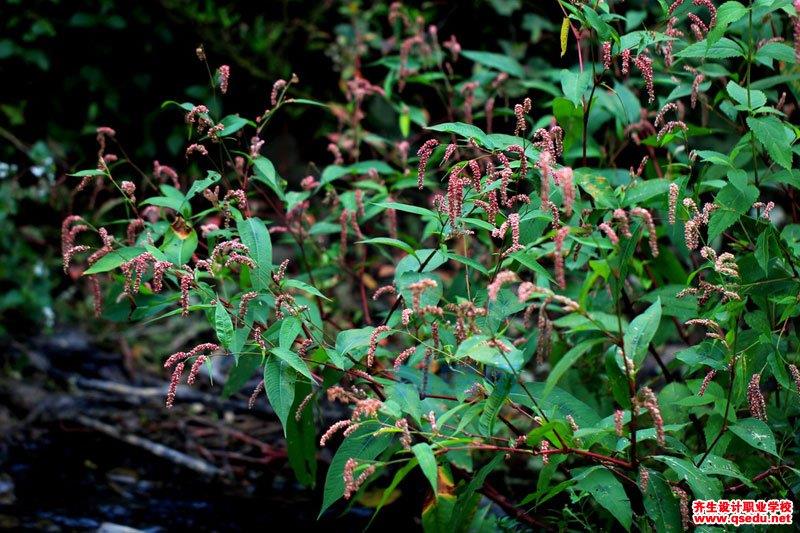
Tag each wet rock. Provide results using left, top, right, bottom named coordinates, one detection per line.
left=0, top=473, right=15, bottom=504
left=97, top=522, right=146, bottom=533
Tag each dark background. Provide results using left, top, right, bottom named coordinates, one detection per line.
left=0, top=1, right=558, bottom=529
left=0, top=0, right=555, bottom=336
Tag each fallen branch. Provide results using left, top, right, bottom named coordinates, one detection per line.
left=480, top=481, right=552, bottom=530
left=74, top=414, right=223, bottom=477
left=72, top=376, right=274, bottom=417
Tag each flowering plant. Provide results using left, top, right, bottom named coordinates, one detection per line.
left=63, top=1, right=800, bottom=530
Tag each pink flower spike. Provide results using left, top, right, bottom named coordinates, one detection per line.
left=602, top=42, right=612, bottom=70
left=416, top=139, right=439, bottom=189
left=217, top=65, right=230, bottom=94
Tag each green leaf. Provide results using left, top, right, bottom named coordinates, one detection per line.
left=270, top=346, right=314, bottom=382
left=581, top=6, right=615, bottom=40
left=279, top=316, right=302, bottom=349
left=412, top=443, right=438, bottom=493
left=321, top=160, right=395, bottom=184
left=367, top=459, right=418, bottom=527
left=479, top=375, right=513, bottom=436
left=575, top=170, right=618, bottom=209
left=83, top=246, right=145, bottom=275
left=510, top=251, right=556, bottom=283
left=460, top=50, right=524, bottom=77
left=357, top=237, right=416, bottom=255
left=560, top=69, right=592, bottom=107
left=729, top=418, right=778, bottom=456
left=228, top=324, right=250, bottom=362
left=693, top=150, right=733, bottom=167
left=218, top=114, right=253, bottom=136
left=283, top=278, right=330, bottom=300
left=161, top=228, right=197, bottom=266
left=622, top=179, right=670, bottom=207
left=697, top=454, right=753, bottom=485
left=575, top=467, right=631, bottom=531
left=425, top=122, right=490, bottom=146
left=452, top=455, right=504, bottom=531
left=543, top=338, right=604, bottom=399
left=287, top=98, right=329, bottom=108
left=221, top=354, right=260, bottom=398
left=756, top=230, right=771, bottom=273
left=183, top=170, right=222, bottom=206
left=161, top=100, right=195, bottom=112
left=252, top=156, right=285, bottom=199
left=320, top=422, right=391, bottom=516
left=140, top=195, right=185, bottom=213
left=69, top=169, right=106, bottom=177
left=726, top=81, right=767, bottom=110
left=708, top=169, right=759, bottom=240
left=375, top=201, right=436, bottom=218
left=386, top=382, right=421, bottom=421
left=653, top=456, right=722, bottom=500
left=511, top=382, right=601, bottom=429
left=421, top=492, right=456, bottom=533
left=395, top=248, right=448, bottom=278
left=642, top=471, right=682, bottom=533
left=747, top=116, right=794, bottom=170
left=623, top=298, right=661, bottom=366
left=214, top=300, right=234, bottom=349
left=286, top=381, right=317, bottom=487
left=605, top=346, right=631, bottom=408
left=455, top=335, right=523, bottom=372
left=708, top=214, right=741, bottom=246
left=399, top=106, right=411, bottom=137
left=332, top=327, right=377, bottom=368
left=237, top=217, right=272, bottom=290
left=144, top=187, right=185, bottom=214
left=755, top=42, right=796, bottom=67
left=676, top=37, right=743, bottom=59
left=706, top=2, right=747, bottom=44
left=446, top=251, right=489, bottom=275
left=611, top=80, right=643, bottom=126
left=264, top=356, right=296, bottom=435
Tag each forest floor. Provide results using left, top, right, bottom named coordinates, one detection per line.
left=0, top=331, right=420, bottom=531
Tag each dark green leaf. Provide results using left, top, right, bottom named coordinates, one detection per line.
left=237, top=217, right=272, bottom=289
left=623, top=298, right=661, bottom=366
left=425, top=122, right=490, bottom=146
left=252, top=156, right=285, bottom=199
left=543, top=338, right=604, bottom=398
left=222, top=354, right=260, bottom=399
left=271, top=346, right=314, bottom=382
left=412, top=443, right=438, bottom=493
left=729, top=418, right=778, bottom=456
left=219, top=114, right=253, bottom=136
left=83, top=246, right=145, bottom=275
left=286, top=381, right=317, bottom=487
left=575, top=467, right=631, bottom=531
left=162, top=228, right=197, bottom=265
left=653, top=456, right=722, bottom=500
left=264, top=356, right=296, bottom=435
left=214, top=300, right=234, bottom=349
left=747, top=116, right=794, bottom=170
left=643, top=471, right=682, bottom=533
left=320, top=422, right=391, bottom=516
left=479, top=375, right=513, bottom=436
left=460, top=50, right=524, bottom=77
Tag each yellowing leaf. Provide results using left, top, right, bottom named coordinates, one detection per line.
left=357, top=487, right=401, bottom=507
left=560, top=18, right=570, bottom=57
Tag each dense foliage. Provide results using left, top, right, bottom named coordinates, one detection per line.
left=59, top=0, right=800, bottom=530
